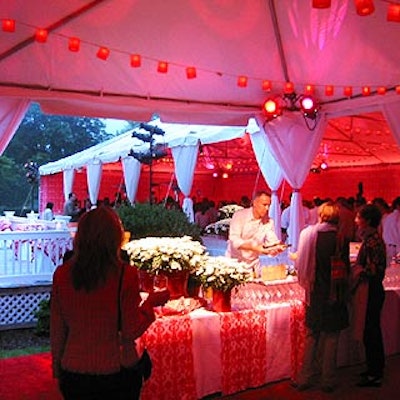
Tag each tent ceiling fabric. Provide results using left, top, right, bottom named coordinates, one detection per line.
left=2, top=0, right=400, bottom=167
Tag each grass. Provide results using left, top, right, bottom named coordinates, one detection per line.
left=0, top=345, right=50, bottom=359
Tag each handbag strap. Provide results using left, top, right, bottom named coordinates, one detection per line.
left=117, top=263, right=125, bottom=332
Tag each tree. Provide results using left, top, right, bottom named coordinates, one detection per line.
left=1, top=103, right=113, bottom=211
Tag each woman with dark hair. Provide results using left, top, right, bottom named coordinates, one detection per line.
left=353, top=204, right=386, bottom=387
left=294, top=201, right=350, bottom=393
left=51, top=206, right=169, bottom=399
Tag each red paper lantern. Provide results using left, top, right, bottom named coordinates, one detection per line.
left=186, top=66, right=197, bottom=79
left=305, top=84, right=315, bottom=95
left=237, top=75, right=248, bottom=87
left=96, top=46, right=110, bottom=60
left=2, top=19, right=15, bottom=32
left=325, top=85, right=334, bottom=96
left=262, top=80, right=272, bottom=91
left=344, top=86, right=353, bottom=97
left=396, top=86, right=400, bottom=94
left=68, top=37, right=80, bottom=52
left=157, top=61, right=168, bottom=73
left=354, top=0, right=375, bottom=16
left=284, top=81, right=294, bottom=94
left=312, top=0, right=331, bottom=9
left=377, top=86, right=386, bottom=95
left=130, top=54, right=141, bottom=67
left=362, top=86, right=371, bottom=96
left=387, top=3, right=400, bottom=22
left=35, top=28, right=48, bottom=43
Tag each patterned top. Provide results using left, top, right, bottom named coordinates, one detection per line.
left=356, top=227, right=386, bottom=282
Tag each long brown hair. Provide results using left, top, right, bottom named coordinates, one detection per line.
left=71, top=206, right=123, bottom=291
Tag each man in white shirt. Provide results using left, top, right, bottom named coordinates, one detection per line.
left=382, top=196, right=400, bottom=266
left=226, top=191, right=282, bottom=275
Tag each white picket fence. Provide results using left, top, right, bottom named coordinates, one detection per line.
left=0, top=230, right=73, bottom=329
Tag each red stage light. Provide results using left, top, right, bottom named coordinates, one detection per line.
left=355, top=0, right=375, bottom=16
left=157, top=61, right=168, bottom=73
left=97, top=46, right=110, bottom=60
left=300, top=95, right=318, bottom=119
left=186, top=66, right=197, bottom=79
left=2, top=19, right=15, bottom=32
left=130, top=54, right=141, bottom=67
left=262, top=98, right=281, bottom=120
left=68, top=37, right=80, bottom=52
left=35, top=29, right=48, bottom=43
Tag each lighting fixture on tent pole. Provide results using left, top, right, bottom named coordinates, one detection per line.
left=128, top=123, right=167, bottom=204
left=262, top=92, right=320, bottom=130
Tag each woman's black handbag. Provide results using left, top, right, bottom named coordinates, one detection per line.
left=136, top=349, right=152, bottom=381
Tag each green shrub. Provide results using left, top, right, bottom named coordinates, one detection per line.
left=117, top=203, right=202, bottom=242
left=34, top=299, right=50, bottom=337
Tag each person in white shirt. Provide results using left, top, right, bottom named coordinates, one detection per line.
left=42, top=202, right=54, bottom=221
left=226, top=191, right=283, bottom=275
left=382, top=196, right=400, bottom=266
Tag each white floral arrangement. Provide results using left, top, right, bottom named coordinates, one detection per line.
left=195, top=256, right=252, bottom=292
left=219, top=204, right=243, bottom=219
left=123, top=236, right=207, bottom=273
left=204, top=218, right=231, bottom=235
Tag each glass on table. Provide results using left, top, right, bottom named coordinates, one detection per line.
left=154, top=274, right=168, bottom=291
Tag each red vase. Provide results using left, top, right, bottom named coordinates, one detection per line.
left=139, top=270, right=155, bottom=293
left=212, top=288, right=232, bottom=312
left=162, top=270, right=189, bottom=300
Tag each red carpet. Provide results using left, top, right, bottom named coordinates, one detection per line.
left=0, top=353, right=62, bottom=400
left=1, top=352, right=400, bottom=399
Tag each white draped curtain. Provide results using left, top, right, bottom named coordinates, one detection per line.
left=171, top=142, right=200, bottom=222
left=63, top=168, right=75, bottom=202
left=86, top=162, right=102, bottom=207
left=121, top=157, right=141, bottom=204
left=255, top=113, right=327, bottom=250
left=0, top=98, right=31, bottom=155
left=248, top=122, right=284, bottom=240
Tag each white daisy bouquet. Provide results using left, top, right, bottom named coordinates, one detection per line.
left=195, top=256, right=252, bottom=292
left=123, top=236, right=207, bottom=273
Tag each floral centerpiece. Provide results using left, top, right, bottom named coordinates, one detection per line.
left=123, top=236, right=207, bottom=299
left=196, top=256, right=252, bottom=312
left=123, top=235, right=206, bottom=273
left=204, top=204, right=243, bottom=236
left=219, top=204, right=244, bottom=219
left=196, top=256, right=251, bottom=293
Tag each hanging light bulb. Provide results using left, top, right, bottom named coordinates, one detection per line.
left=320, top=161, right=328, bottom=170
left=186, top=66, right=197, bottom=79
left=237, top=76, right=248, bottom=88
left=2, top=19, right=15, bottom=32
left=35, top=28, right=48, bottom=43
left=130, top=54, right=141, bottom=67
left=97, top=46, right=110, bottom=60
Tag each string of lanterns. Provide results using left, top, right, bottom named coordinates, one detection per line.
left=2, top=0, right=400, bottom=101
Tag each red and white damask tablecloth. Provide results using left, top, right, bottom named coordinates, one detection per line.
left=139, top=301, right=305, bottom=399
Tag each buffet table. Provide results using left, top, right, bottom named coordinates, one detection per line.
left=137, top=269, right=400, bottom=400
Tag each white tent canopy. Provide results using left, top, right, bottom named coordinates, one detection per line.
left=3, top=0, right=400, bottom=247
